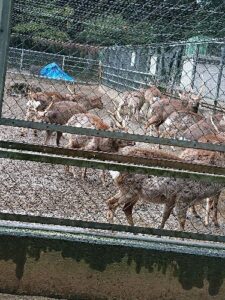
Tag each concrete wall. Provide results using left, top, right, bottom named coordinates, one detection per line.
left=0, top=232, right=225, bottom=299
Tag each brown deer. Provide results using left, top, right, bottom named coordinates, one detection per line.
left=106, top=145, right=224, bottom=230
left=145, top=91, right=202, bottom=137
left=181, top=113, right=225, bottom=141
left=180, top=133, right=225, bottom=227
left=36, top=96, right=103, bottom=146
left=64, top=113, right=134, bottom=183
left=159, top=110, right=203, bottom=139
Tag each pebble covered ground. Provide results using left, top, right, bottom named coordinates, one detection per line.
left=0, top=294, right=64, bottom=300
left=1, top=73, right=225, bottom=237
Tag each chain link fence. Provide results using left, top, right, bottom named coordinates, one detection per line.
left=8, top=47, right=99, bottom=82
left=1, top=0, right=225, bottom=242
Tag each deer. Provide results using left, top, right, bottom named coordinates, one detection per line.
left=112, top=89, right=145, bottom=123
left=63, top=113, right=135, bottom=183
left=144, top=87, right=203, bottom=137
left=21, top=88, right=70, bottom=137
left=21, top=83, right=94, bottom=136
left=161, top=111, right=225, bottom=225
left=27, top=86, right=103, bottom=113
left=181, top=113, right=225, bottom=141
left=6, top=82, right=42, bottom=97
left=106, top=143, right=225, bottom=230
left=116, top=85, right=162, bottom=122
left=180, top=133, right=225, bottom=227
left=36, top=96, right=103, bottom=146
left=159, top=110, right=204, bottom=139
left=139, top=85, right=162, bottom=119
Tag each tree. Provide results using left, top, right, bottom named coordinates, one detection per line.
left=76, top=14, right=154, bottom=46
left=12, top=0, right=73, bottom=47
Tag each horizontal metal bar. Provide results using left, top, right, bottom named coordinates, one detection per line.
left=103, top=39, right=224, bottom=50
left=2, top=220, right=225, bottom=255
left=0, top=147, right=225, bottom=183
left=9, top=47, right=99, bottom=63
left=2, top=117, right=225, bottom=153
left=6, top=71, right=98, bottom=86
left=103, top=72, right=150, bottom=86
left=1, top=140, right=225, bottom=177
left=102, top=64, right=153, bottom=77
left=0, top=211, right=225, bottom=244
left=102, top=76, right=140, bottom=90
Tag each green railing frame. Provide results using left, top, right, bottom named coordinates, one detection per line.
left=1, top=0, right=225, bottom=246
left=1, top=140, right=225, bottom=183
left=0, top=0, right=13, bottom=117
left=2, top=118, right=225, bottom=153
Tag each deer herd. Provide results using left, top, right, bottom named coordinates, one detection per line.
left=8, top=80, right=225, bottom=232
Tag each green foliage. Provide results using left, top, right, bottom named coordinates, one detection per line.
left=77, top=15, right=129, bottom=46
left=77, top=14, right=154, bottom=46
left=11, top=0, right=225, bottom=49
left=13, top=22, right=69, bottom=42
left=12, top=0, right=73, bottom=44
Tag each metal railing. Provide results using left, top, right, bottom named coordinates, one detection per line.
left=0, top=0, right=225, bottom=244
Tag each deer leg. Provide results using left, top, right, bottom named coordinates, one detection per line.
left=64, top=165, right=71, bottom=173
left=56, top=131, right=63, bottom=146
left=33, top=129, right=38, bottom=137
left=209, top=195, right=220, bottom=227
left=176, top=197, right=189, bottom=231
left=100, top=170, right=106, bottom=186
left=205, top=198, right=212, bottom=226
left=117, top=103, right=124, bottom=121
left=65, top=165, right=77, bottom=177
left=155, top=125, right=162, bottom=149
left=191, top=205, right=200, bottom=218
left=213, top=197, right=219, bottom=227
left=106, top=192, right=121, bottom=224
left=160, top=200, right=175, bottom=229
left=135, top=108, right=140, bottom=122
left=20, top=128, right=28, bottom=137
left=140, top=102, right=149, bottom=120
left=21, top=109, right=32, bottom=137
left=81, top=167, right=87, bottom=180
left=44, top=130, right=52, bottom=145
left=122, top=197, right=138, bottom=226
left=31, top=115, right=38, bottom=137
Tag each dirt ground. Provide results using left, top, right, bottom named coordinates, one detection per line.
left=0, top=72, right=225, bottom=236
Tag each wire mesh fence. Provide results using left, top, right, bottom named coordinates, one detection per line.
left=1, top=0, right=225, bottom=240
left=8, top=47, right=99, bottom=82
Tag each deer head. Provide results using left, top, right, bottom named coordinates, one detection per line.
left=36, top=101, right=54, bottom=119
left=89, top=96, right=103, bottom=109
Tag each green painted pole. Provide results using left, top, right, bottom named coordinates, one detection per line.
left=0, top=0, right=13, bottom=117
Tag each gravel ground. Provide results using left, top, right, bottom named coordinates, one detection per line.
left=0, top=294, right=63, bottom=300
left=1, top=72, right=225, bottom=236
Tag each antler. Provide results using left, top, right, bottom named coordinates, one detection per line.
left=37, top=101, right=54, bottom=119
left=44, top=101, right=54, bottom=113
left=66, top=84, right=75, bottom=95
left=209, top=115, right=220, bottom=133
left=107, top=109, right=126, bottom=129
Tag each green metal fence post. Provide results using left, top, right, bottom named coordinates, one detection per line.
left=0, top=0, right=13, bottom=117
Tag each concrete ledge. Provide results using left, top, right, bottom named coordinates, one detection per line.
left=0, top=222, right=225, bottom=299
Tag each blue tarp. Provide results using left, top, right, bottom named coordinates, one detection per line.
left=40, top=62, right=76, bottom=82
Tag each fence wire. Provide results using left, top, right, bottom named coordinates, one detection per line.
left=1, top=0, right=225, bottom=238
